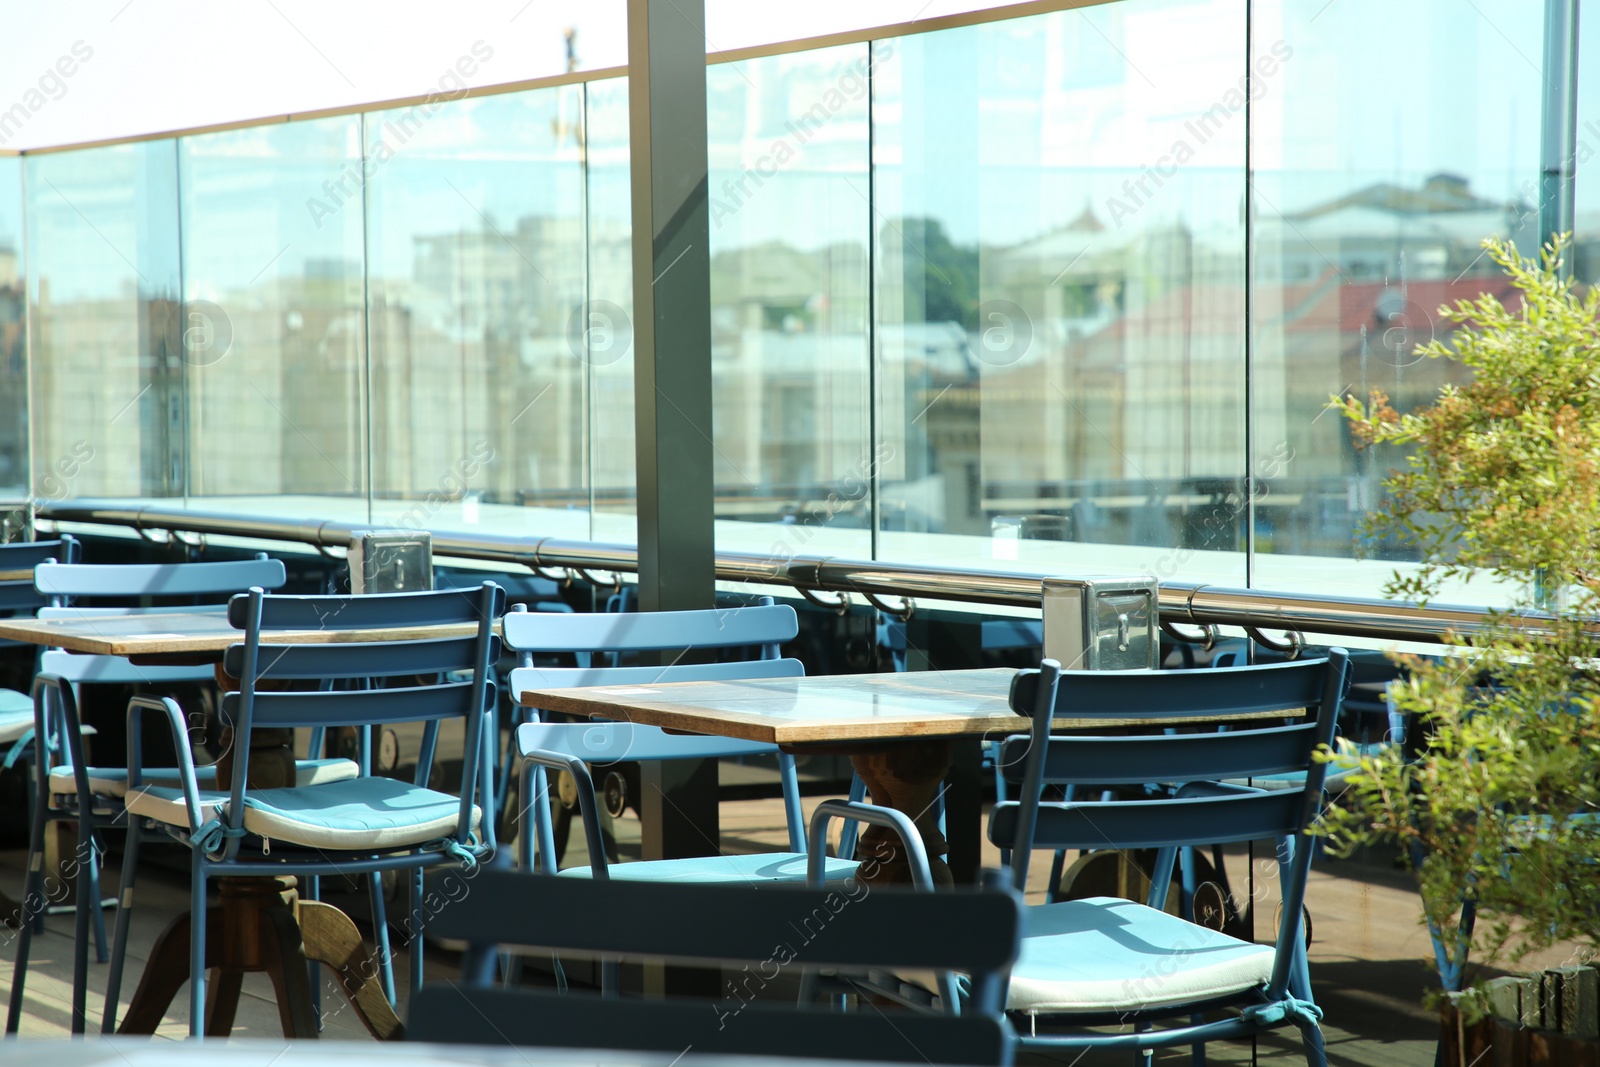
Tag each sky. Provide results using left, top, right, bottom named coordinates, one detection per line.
left=0, top=0, right=1030, bottom=152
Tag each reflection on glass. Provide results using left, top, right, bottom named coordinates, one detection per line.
left=585, top=77, right=638, bottom=544
left=875, top=2, right=1248, bottom=584
left=0, top=159, right=24, bottom=500
left=706, top=46, right=872, bottom=560
left=1252, top=0, right=1540, bottom=596
left=28, top=142, right=180, bottom=505
left=181, top=118, right=367, bottom=510
left=1574, top=11, right=1600, bottom=283
left=365, top=88, right=588, bottom=539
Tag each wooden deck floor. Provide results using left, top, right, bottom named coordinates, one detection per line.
left=0, top=777, right=1521, bottom=1064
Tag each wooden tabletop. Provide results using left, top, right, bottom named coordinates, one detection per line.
left=518, top=667, right=1296, bottom=746
left=0, top=610, right=479, bottom=657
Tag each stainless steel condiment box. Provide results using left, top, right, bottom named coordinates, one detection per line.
left=1041, top=576, right=1159, bottom=670
left=348, top=530, right=434, bottom=594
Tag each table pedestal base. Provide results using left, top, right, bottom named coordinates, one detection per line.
left=849, top=740, right=954, bottom=888
left=118, top=876, right=402, bottom=1039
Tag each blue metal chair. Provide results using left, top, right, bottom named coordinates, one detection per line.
left=407, top=868, right=1023, bottom=1065
left=112, top=581, right=503, bottom=1039
left=514, top=662, right=860, bottom=885
left=987, top=653, right=1349, bottom=1065
left=7, top=554, right=314, bottom=1035
left=505, top=600, right=855, bottom=885
left=0, top=538, right=79, bottom=755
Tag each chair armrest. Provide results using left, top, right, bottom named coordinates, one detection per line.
left=518, top=747, right=608, bottom=878
left=126, top=694, right=208, bottom=842
left=807, top=799, right=934, bottom=890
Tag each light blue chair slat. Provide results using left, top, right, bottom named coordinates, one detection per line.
left=222, top=635, right=496, bottom=681
left=35, top=558, right=286, bottom=598
left=519, top=720, right=777, bottom=763
left=39, top=648, right=213, bottom=686
left=502, top=602, right=797, bottom=654
left=39, top=604, right=227, bottom=618
left=511, top=656, right=802, bottom=701
left=222, top=681, right=489, bottom=729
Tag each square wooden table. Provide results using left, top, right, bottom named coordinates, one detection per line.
left=518, top=667, right=1292, bottom=887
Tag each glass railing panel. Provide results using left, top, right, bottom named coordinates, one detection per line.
left=179, top=117, right=367, bottom=520
left=1250, top=0, right=1540, bottom=601
left=584, top=77, right=639, bottom=545
left=873, top=1, right=1249, bottom=584
left=1574, top=9, right=1600, bottom=283
left=0, top=158, right=24, bottom=506
left=706, top=44, right=873, bottom=562
left=365, top=86, right=589, bottom=542
left=27, top=141, right=181, bottom=506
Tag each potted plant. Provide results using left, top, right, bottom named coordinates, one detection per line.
left=1323, top=235, right=1600, bottom=1051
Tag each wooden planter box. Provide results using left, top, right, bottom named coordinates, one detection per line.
left=1441, top=1003, right=1600, bottom=1066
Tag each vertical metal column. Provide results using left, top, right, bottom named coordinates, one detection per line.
left=1541, top=0, right=1579, bottom=275
left=628, top=0, right=715, bottom=614
left=627, top=0, right=719, bottom=872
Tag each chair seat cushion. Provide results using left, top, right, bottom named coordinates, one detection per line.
left=557, top=852, right=861, bottom=884
left=128, top=775, right=480, bottom=851
left=1006, top=897, right=1274, bottom=1015
left=0, top=702, right=32, bottom=745
left=50, top=757, right=358, bottom=798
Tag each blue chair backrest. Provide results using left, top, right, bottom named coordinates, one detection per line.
left=211, top=582, right=505, bottom=859
left=0, top=538, right=78, bottom=614
left=408, top=870, right=1022, bottom=1066
left=501, top=602, right=796, bottom=660
left=35, top=557, right=286, bottom=601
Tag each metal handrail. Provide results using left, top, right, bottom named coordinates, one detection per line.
left=34, top=499, right=1543, bottom=645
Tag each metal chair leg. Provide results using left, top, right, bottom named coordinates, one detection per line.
left=101, top=821, right=142, bottom=1034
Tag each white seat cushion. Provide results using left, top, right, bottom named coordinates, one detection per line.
left=557, top=852, right=861, bottom=884
left=0, top=705, right=32, bottom=745
left=1006, top=897, right=1275, bottom=1015
left=50, top=757, right=358, bottom=799
left=128, top=775, right=478, bottom=852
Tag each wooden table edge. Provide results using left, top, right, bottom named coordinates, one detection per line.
left=516, top=687, right=1300, bottom=747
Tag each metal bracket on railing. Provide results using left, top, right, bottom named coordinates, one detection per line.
left=860, top=590, right=914, bottom=621
left=313, top=541, right=346, bottom=560
left=568, top=567, right=622, bottom=594
left=133, top=517, right=172, bottom=545
left=1244, top=625, right=1305, bottom=660
left=525, top=540, right=570, bottom=585
left=1159, top=619, right=1217, bottom=650
left=795, top=586, right=852, bottom=615
left=171, top=530, right=207, bottom=556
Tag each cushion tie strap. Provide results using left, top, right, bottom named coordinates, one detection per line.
left=2, top=728, right=34, bottom=770
left=1242, top=997, right=1323, bottom=1028
left=425, top=837, right=481, bottom=872
left=193, top=818, right=247, bottom=855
